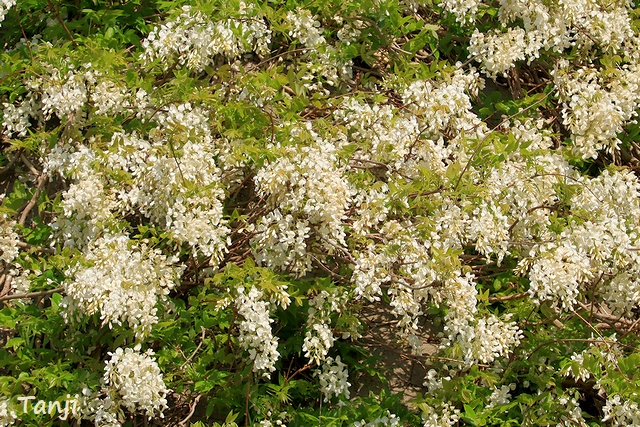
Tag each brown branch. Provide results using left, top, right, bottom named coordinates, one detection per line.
left=177, top=395, right=202, bottom=427
left=46, top=0, right=77, bottom=46
left=488, top=292, right=528, bottom=303
left=620, top=316, right=640, bottom=340
left=180, top=326, right=207, bottom=370
left=285, top=363, right=311, bottom=382
left=0, top=273, right=11, bottom=298
left=20, top=153, right=39, bottom=176
left=576, top=301, right=634, bottom=327
left=311, top=255, right=345, bottom=280
left=18, top=173, right=48, bottom=226
left=0, top=287, right=63, bottom=302
left=15, top=241, right=55, bottom=254
left=407, top=186, right=444, bottom=199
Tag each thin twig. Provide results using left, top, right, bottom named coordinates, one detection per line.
left=620, top=316, right=640, bottom=340
left=254, top=47, right=311, bottom=68
left=285, top=364, right=311, bottom=382
left=13, top=5, right=33, bottom=60
left=20, top=153, right=39, bottom=176
left=18, top=173, right=48, bottom=226
left=0, top=287, right=63, bottom=302
left=15, top=241, right=55, bottom=254
left=488, top=292, right=528, bottom=303
left=576, top=301, right=633, bottom=327
left=177, top=395, right=202, bottom=427
left=180, top=326, right=207, bottom=370
left=46, top=0, right=77, bottom=46
left=245, top=369, right=252, bottom=427
left=0, top=273, right=11, bottom=298
left=572, top=308, right=630, bottom=381
left=507, top=204, right=558, bottom=234
left=311, top=255, right=347, bottom=281
left=527, top=337, right=624, bottom=361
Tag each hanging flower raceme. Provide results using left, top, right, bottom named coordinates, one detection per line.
left=235, top=286, right=281, bottom=377
left=61, top=233, right=183, bottom=337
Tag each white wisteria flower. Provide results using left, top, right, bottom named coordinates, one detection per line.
left=421, top=401, right=460, bottom=427
left=0, top=0, right=16, bottom=27
left=554, top=64, right=640, bottom=159
left=449, top=314, right=523, bottom=366
left=1, top=94, right=38, bottom=138
left=354, top=410, right=401, bottom=427
left=602, top=395, right=640, bottom=427
left=469, top=28, right=527, bottom=78
left=41, top=70, right=88, bottom=121
left=0, top=214, right=19, bottom=264
left=0, top=398, right=17, bottom=427
left=253, top=129, right=352, bottom=276
left=302, top=290, right=348, bottom=364
left=107, top=107, right=231, bottom=265
left=439, top=0, right=481, bottom=23
left=90, top=80, right=129, bottom=115
left=316, top=356, right=350, bottom=402
left=141, top=5, right=271, bottom=72
left=469, top=0, right=635, bottom=79
left=62, top=233, right=183, bottom=337
left=286, top=8, right=325, bottom=48
left=487, top=384, right=515, bottom=408
left=102, top=345, right=170, bottom=420
left=235, top=286, right=280, bottom=377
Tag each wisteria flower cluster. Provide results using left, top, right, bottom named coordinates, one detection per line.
left=0, top=399, right=17, bottom=427
left=235, top=286, right=280, bottom=377
left=78, top=345, right=170, bottom=426
left=62, top=233, right=183, bottom=337
left=316, top=356, right=351, bottom=402
left=353, top=411, right=401, bottom=427
left=253, top=128, right=352, bottom=276
left=0, top=0, right=15, bottom=27
left=141, top=5, right=271, bottom=72
left=0, top=214, right=19, bottom=264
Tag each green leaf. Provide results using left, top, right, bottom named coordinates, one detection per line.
left=401, top=29, right=432, bottom=55
left=461, top=403, right=477, bottom=425
left=540, top=301, right=556, bottom=319
left=5, top=337, right=24, bottom=349
left=2, top=180, right=28, bottom=211
left=194, top=371, right=230, bottom=393
left=225, top=411, right=239, bottom=424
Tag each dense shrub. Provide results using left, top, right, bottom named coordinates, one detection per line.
left=1, top=0, right=640, bottom=426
